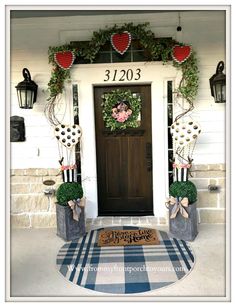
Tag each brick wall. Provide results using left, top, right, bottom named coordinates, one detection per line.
left=10, top=163, right=226, bottom=228
left=10, top=168, right=62, bottom=228
left=191, top=163, right=226, bottom=223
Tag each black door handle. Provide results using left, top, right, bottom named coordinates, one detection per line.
left=146, top=142, right=152, bottom=171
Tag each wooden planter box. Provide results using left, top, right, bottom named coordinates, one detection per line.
left=169, top=202, right=198, bottom=241
left=56, top=200, right=86, bottom=241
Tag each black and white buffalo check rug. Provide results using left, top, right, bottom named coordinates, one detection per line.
left=56, top=226, right=195, bottom=294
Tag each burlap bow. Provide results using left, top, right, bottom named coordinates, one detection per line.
left=166, top=196, right=189, bottom=219
left=68, top=199, right=82, bottom=221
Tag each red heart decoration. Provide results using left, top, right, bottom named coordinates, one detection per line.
left=111, top=31, right=131, bottom=55
left=172, top=45, right=192, bottom=63
left=54, top=51, right=75, bottom=70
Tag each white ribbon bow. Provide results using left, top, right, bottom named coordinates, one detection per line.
left=68, top=199, right=84, bottom=221
left=166, top=196, right=189, bottom=219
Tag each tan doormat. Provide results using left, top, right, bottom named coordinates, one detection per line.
left=98, top=228, right=159, bottom=247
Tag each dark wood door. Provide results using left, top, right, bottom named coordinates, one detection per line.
left=94, top=84, right=153, bottom=216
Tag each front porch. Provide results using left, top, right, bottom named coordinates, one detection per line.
left=7, top=7, right=229, bottom=302
left=10, top=223, right=226, bottom=300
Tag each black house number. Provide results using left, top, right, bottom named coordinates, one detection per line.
left=104, top=68, right=141, bottom=82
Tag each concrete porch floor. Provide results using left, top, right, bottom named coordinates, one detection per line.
left=9, top=223, right=227, bottom=301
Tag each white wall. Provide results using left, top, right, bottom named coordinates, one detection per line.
left=10, top=10, right=226, bottom=169
left=9, top=10, right=226, bottom=218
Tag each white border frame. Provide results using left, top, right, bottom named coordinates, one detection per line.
left=4, top=3, right=231, bottom=303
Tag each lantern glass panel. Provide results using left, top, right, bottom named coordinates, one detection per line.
left=222, top=84, right=226, bottom=101
left=213, top=82, right=226, bottom=103
left=215, top=83, right=222, bottom=102
left=17, top=89, right=34, bottom=109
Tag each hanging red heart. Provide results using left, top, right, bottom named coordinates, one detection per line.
left=54, top=51, right=75, bottom=70
left=172, top=45, right=192, bottom=63
left=111, top=31, right=131, bottom=55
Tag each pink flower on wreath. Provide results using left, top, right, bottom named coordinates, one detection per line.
left=117, top=111, right=129, bottom=122
left=111, top=102, right=132, bottom=123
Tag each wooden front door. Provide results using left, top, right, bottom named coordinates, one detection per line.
left=94, top=84, right=153, bottom=216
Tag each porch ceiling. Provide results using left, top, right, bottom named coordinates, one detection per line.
left=11, top=10, right=190, bottom=19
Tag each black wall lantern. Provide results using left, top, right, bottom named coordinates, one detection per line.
left=15, top=68, right=38, bottom=109
left=209, top=61, right=226, bottom=103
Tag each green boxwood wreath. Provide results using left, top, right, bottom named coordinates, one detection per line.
left=169, top=181, right=197, bottom=204
left=101, top=89, right=141, bottom=131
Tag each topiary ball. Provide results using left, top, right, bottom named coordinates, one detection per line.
left=56, top=182, right=83, bottom=206
left=169, top=181, right=197, bottom=204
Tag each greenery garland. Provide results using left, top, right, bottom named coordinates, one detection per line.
left=46, top=23, right=199, bottom=125
left=47, top=44, right=78, bottom=98
left=45, top=44, right=79, bottom=125
left=101, top=89, right=141, bottom=131
left=79, top=22, right=172, bottom=63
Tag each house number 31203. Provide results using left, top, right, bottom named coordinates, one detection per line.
left=103, top=68, right=141, bottom=82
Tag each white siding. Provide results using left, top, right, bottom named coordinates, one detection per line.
left=10, top=10, right=226, bottom=169
left=9, top=10, right=227, bottom=221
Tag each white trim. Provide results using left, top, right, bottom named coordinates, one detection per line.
left=70, top=61, right=178, bottom=219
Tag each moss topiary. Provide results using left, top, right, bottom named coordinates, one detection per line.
left=56, top=182, right=83, bottom=206
left=169, top=181, right=197, bottom=204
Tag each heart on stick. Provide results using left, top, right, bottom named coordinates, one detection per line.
left=54, top=51, right=75, bottom=70
left=54, top=124, right=82, bottom=149
left=170, top=120, right=201, bottom=147
left=111, top=31, right=131, bottom=55
left=172, top=45, right=192, bottom=63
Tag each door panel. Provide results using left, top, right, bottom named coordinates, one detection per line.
left=105, top=138, right=122, bottom=197
left=94, top=84, right=153, bottom=216
left=128, top=137, right=145, bottom=197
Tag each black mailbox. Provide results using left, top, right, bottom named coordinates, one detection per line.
left=10, top=116, right=26, bottom=142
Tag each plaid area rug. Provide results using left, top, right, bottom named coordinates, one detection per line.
left=56, top=226, right=195, bottom=294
